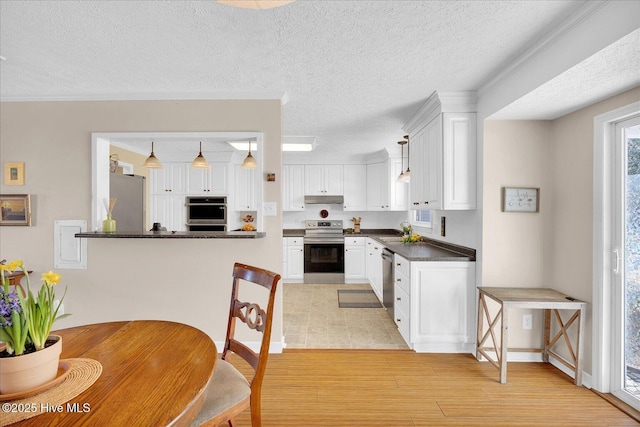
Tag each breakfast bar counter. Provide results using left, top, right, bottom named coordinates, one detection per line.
left=75, top=231, right=266, bottom=239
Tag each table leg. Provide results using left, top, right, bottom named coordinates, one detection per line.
left=543, top=309, right=551, bottom=363
left=575, top=306, right=586, bottom=386
left=500, top=304, right=509, bottom=384
left=476, top=292, right=483, bottom=361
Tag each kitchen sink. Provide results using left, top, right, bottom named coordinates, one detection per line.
left=377, top=236, right=404, bottom=243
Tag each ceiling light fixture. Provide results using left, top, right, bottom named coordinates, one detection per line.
left=396, top=139, right=408, bottom=183
left=191, top=141, right=211, bottom=169
left=241, top=143, right=257, bottom=169
left=217, top=0, right=295, bottom=9
left=143, top=141, right=163, bottom=169
left=398, top=135, right=411, bottom=183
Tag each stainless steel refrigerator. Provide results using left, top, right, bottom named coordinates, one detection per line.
left=110, top=174, right=146, bottom=232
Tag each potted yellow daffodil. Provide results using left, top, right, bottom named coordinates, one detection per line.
left=0, top=260, right=69, bottom=394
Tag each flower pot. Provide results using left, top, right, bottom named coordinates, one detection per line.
left=0, top=335, right=62, bottom=394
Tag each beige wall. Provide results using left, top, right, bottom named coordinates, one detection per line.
left=0, top=99, right=284, bottom=347
left=483, top=86, right=640, bottom=375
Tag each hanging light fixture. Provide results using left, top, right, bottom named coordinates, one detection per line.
left=191, top=141, right=211, bottom=169
left=396, top=139, right=408, bottom=183
left=241, top=142, right=257, bottom=169
left=401, top=135, right=411, bottom=182
left=143, top=141, right=163, bottom=169
left=217, top=0, right=295, bottom=9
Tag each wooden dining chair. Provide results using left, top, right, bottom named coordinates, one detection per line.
left=193, top=262, right=281, bottom=427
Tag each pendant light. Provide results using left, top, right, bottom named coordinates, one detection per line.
left=191, top=141, right=211, bottom=169
left=143, top=141, right=163, bottom=169
left=241, top=142, right=257, bottom=169
left=396, top=139, right=407, bottom=183
left=401, top=135, right=411, bottom=182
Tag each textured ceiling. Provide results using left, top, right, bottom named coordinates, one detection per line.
left=1, top=0, right=634, bottom=158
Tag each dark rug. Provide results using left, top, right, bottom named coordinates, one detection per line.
left=337, top=289, right=383, bottom=308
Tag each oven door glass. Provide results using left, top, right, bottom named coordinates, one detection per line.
left=187, top=204, right=226, bottom=223
left=304, top=243, right=345, bottom=274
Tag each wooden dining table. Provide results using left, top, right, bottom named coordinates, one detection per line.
left=8, top=320, right=217, bottom=426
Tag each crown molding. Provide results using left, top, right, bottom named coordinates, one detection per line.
left=402, top=91, right=477, bottom=135
left=0, top=91, right=288, bottom=103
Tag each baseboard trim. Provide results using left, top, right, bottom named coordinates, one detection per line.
left=592, top=390, right=640, bottom=423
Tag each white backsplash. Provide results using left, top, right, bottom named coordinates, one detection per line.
left=283, top=206, right=410, bottom=230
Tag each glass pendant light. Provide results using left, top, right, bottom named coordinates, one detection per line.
left=143, top=141, right=163, bottom=169
left=241, top=142, right=257, bottom=169
left=191, top=141, right=211, bottom=169
left=397, top=139, right=407, bottom=183
left=401, top=135, right=411, bottom=183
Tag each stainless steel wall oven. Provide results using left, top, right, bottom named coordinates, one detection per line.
left=186, top=196, right=227, bottom=231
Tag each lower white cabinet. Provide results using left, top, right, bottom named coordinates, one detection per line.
left=365, top=238, right=384, bottom=300
left=394, top=254, right=476, bottom=353
left=283, top=237, right=304, bottom=283
left=150, top=195, right=185, bottom=232
left=344, top=237, right=366, bottom=282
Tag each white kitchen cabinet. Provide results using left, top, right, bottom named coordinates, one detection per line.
left=404, top=91, right=477, bottom=210
left=366, top=162, right=389, bottom=211
left=283, top=237, right=304, bottom=283
left=408, top=259, right=476, bottom=353
left=234, top=165, right=256, bottom=211
left=366, top=160, right=407, bottom=211
left=365, top=238, right=384, bottom=300
left=394, top=254, right=411, bottom=342
left=282, top=165, right=305, bottom=211
left=149, top=195, right=185, bottom=232
left=343, top=165, right=367, bottom=211
left=304, top=164, right=343, bottom=195
left=150, top=163, right=187, bottom=195
left=186, top=162, right=228, bottom=195
left=344, top=236, right=367, bottom=282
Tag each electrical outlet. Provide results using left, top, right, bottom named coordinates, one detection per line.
left=522, top=314, right=532, bottom=330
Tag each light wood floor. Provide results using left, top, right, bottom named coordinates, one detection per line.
left=229, top=350, right=638, bottom=426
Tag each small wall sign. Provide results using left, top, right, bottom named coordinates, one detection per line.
left=4, top=162, right=25, bottom=186
left=502, top=187, right=539, bottom=213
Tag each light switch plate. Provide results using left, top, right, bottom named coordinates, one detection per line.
left=263, top=202, right=277, bottom=216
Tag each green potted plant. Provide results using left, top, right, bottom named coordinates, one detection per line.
left=0, top=260, right=69, bottom=394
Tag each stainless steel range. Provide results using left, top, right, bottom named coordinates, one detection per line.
left=304, top=220, right=344, bottom=284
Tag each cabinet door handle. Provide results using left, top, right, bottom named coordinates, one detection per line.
left=396, top=318, right=401, bottom=322
left=396, top=278, right=401, bottom=282
left=396, top=297, right=401, bottom=301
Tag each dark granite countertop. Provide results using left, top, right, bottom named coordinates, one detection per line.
left=282, top=228, right=474, bottom=261
left=377, top=240, right=475, bottom=261
left=75, top=231, right=266, bottom=239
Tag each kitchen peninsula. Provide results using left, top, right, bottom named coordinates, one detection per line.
left=75, top=230, right=266, bottom=239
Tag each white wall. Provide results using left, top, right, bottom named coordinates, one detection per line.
left=283, top=208, right=408, bottom=230
left=482, top=87, right=640, bottom=375
left=0, top=99, right=284, bottom=348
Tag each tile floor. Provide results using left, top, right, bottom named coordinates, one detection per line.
left=283, top=283, right=410, bottom=350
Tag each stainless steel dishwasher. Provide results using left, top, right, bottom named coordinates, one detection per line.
left=381, top=248, right=394, bottom=319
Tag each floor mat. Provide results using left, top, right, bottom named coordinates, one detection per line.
left=337, top=289, right=383, bottom=308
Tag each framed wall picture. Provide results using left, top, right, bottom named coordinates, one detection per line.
left=0, top=194, right=32, bottom=226
left=4, top=162, right=25, bottom=186
left=502, top=187, right=539, bottom=213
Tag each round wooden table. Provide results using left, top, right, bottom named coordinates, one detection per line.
left=11, top=320, right=217, bottom=426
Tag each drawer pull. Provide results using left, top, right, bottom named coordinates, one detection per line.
left=396, top=278, right=401, bottom=282
left=396, top=297, right=401, bottom=301
left=396, top=318, right=401, bottom=322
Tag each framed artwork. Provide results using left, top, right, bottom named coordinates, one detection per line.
left=0, top=194, right=32, bottom=226
left=4, top=162, right=25, bottom=186
left=502, top=187, right=539, bottom=213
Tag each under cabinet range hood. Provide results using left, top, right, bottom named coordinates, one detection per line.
left=304, top=195, right=344, bottom=205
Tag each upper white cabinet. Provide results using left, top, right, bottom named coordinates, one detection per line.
left=305, top=164, right=343, bottom=195
left=234, top=165, right=257, bottom=211
left=366, top=160, right=407, bottom=211
left=150, top=163, right=187, bottom=195
left=343, top=164, right=367, bottom=211
left=186, top=162, right=228, bottom=195
left=282, top=165, right=305, bottom=211
left=366, top=162, right=389, bottom=211
left=404, top=91, right=477, bottom=210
